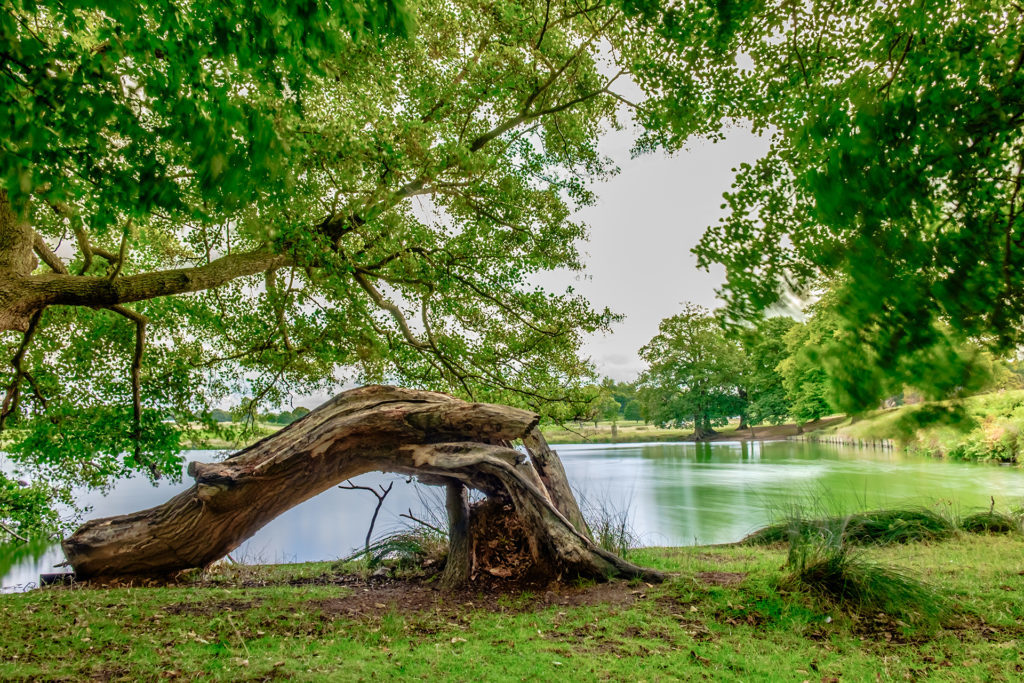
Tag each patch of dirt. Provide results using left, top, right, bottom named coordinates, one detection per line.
left=695, top=571, right=747, bottom=587
left=311, top=576, right=647, bottom=620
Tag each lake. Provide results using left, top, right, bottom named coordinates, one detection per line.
left=4, top=440, right=1023, bottom=590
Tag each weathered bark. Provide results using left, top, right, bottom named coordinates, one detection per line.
left=0, top=191, right=38, bottom=332
left=62, top=385, right=663, bottom=585
left=0, top=250, right=291, bottom=332
left=692, top=413, right=716, bottom=441
left=439, top=480, right=472, bottom=588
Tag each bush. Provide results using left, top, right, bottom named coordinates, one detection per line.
left=743, top=507, right=955, bottom=547
left=960, top=511, right=1019, bottom=534
left=788, top=544, right=947, bottom=624
left=782, top=519, right=949, bottom=625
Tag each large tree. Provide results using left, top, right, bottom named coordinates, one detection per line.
left=0, top=0, right=688, bottom=537
left=738, top=316, right=796, bottom=427
left=638, top=303, right=746, bottom=439
left=638, top=0, right=1024, bottom=410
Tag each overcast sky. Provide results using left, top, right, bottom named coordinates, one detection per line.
left=552, top=125, right=771, bottom=382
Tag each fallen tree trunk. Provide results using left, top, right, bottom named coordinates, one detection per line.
left=63, top=385, right=663, bottom=585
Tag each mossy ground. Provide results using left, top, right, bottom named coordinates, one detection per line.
left=3, top=535, right=1023, bottom=681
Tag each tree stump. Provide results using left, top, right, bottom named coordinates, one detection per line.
left=62, top=385, right=663, bottom=585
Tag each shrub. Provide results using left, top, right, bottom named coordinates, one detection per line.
left=782, top=520, right=948, bottom=625
left=743, top=507, right=955, bottom=547
left=960, top=511, right=1019, bottom=534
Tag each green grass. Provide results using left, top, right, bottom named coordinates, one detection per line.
left=4, top=535, right=1024, bottom=681
left=541, top=420, right=696, bottom=444
left=815, top=389, right=1024, bottom=463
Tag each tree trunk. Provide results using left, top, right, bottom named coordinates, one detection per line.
left=440, top=479, right=472, bottom=588
left=737, top=388, right=749, bottom=431
left=62, top=385, right=662, bottom=585
left=692, top=413, right=716, bottom=441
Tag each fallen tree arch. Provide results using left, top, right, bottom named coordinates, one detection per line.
left=62, top=385, right=663, bottom=586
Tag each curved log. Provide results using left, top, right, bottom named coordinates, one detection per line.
left=62, top=385, right=663, bottom=584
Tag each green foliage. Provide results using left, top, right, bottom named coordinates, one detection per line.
left=737, top=316, right=795, bottom=425
left=0, top=472, right=65, bottom=540
left=597, top=394, right=622, bottom=423
left=827, top=389, right=1024, bottom=463
left=261, top=406, right=311, bottom=426
left=0, top=472, right=67, bottom=580
left=777, top=307, right=837, bottom=425
left=638, top=303, right=746, bottom=436
left=601, top=378, right=637, bottom=415
left=2, top=0, right=411, bottom=216
left=623, top=399, right=643, bottom=421
left=641, top=0, right=1024, bottom=411
left=4, top=0, right=700, bottom=528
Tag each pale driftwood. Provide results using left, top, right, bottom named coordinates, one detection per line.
left=62, top=385, right=663, bottom=585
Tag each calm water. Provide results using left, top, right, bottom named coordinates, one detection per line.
left=4, top=440, right=1023, bottom=589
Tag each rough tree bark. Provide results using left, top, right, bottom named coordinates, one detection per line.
left=62, top=385, right=663, bottom=585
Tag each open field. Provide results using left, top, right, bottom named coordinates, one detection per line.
left=540, top=417, right=844, bottom=445
left=3, top=533, right=1023, bottom=681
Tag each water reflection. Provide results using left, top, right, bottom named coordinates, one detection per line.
left=5, top=441, right=1023, bottom=589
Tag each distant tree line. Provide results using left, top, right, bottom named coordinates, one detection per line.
left=592, top=290, right=1022, bottom=440
left=210, top=406, right=311, bottom=426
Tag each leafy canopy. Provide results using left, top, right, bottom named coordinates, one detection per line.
left=638, top=303, right=745, bottom=435
left=738, top=316, right=796, bottom=426
left=0, top=0, right=705, bottom=539
left=637, top=0, right=1024, bottom=410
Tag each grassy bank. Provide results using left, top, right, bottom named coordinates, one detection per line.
left=540, top=417, right=843, bottom=445
left=4, top=531, right=1024, bottom=681
left=811, top=390, right=1024, bottom=464
left=540, top=420, right=694, bottom=444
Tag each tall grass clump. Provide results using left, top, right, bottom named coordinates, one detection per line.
left=579, top=492, right=638, bottom=558
left=781, top=518, right=949, bottom=625
left=338, top=486, right=450, bottom=572
left=744, top=506, right=955, bottom=547
left=960, top=511, right=1019, bottom=534
left=345, top=527, right=449, bottom=570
